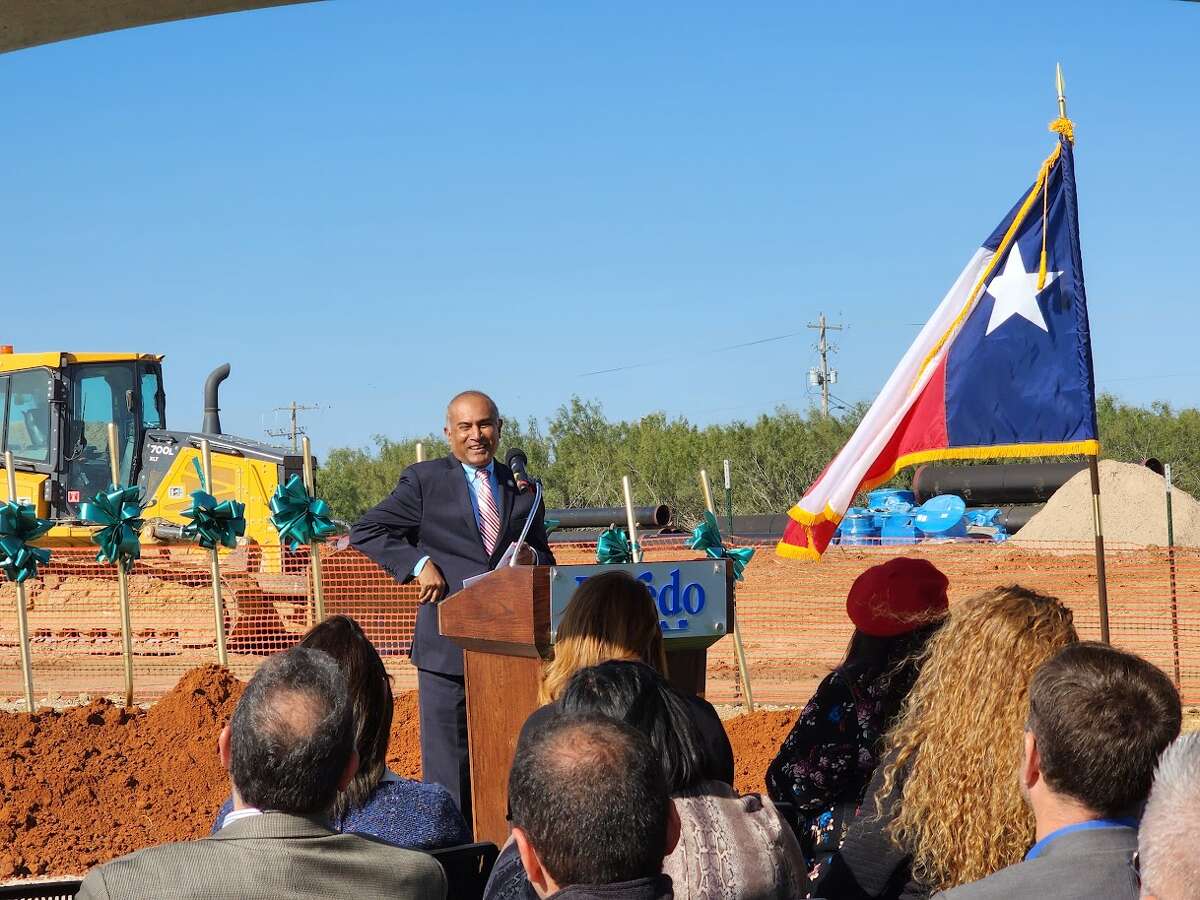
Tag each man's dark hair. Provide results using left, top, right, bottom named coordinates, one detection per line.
left=509, top=712, right=669, bottom=887
left=1029, top=641, right=1181, bottom=817
left=229, top=646, right=354, bottom=815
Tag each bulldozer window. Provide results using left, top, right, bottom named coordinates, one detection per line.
left=5, top=369, right=51, bottom=464
left=140, top=371, right=163, bottom=429
left=70, top=365, right=136, bottom=490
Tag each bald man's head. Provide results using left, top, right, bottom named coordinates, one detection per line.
left=445, top=391, right=502, bottom=468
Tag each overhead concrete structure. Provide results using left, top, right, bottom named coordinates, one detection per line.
left=0, top=1, right=321, bottom=55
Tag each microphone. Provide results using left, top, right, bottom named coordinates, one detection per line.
left=506, top=449, right=535, bottom=493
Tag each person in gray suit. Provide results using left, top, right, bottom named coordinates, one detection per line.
left=77, top=647, right=447, bottom=900
left=936, top=642, right=1181, bottom=900
left=1137, top=732, right=1200, bottom=900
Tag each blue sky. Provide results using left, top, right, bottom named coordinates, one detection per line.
left=1, top=1, right=1196, bottom=455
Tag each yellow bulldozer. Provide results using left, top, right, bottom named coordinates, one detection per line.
left=0, top=347, right=350, bottom=654
left=0, top=347, right=307, bottom=551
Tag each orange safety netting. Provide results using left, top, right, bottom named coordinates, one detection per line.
left=2, top=536, right=1198, bottom=705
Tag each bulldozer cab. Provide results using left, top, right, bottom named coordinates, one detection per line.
left=0, top=352, right=165, bottom=520
left=61, top=360, right=165, bottom=517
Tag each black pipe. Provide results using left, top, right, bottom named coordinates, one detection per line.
left=966, top=504, right=1044, bottom=534
left=202, top=363, right=231, bottom=435
left=912, top=462, right=1086, bottom=506
left=548, top=505, right=672, bottom=530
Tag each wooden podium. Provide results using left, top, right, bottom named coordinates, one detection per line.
left=439, top=560, right=734, bottom=845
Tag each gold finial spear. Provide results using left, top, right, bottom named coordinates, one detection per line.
left=1056, top=62, right=1067, bottom=118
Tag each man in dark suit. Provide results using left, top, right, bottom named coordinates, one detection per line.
left=936, top=642, right=1181, bottom=900
left=350, top=390, right=554, bottom=831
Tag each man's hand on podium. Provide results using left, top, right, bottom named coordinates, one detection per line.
left=416, top=561, right=448, bottom=604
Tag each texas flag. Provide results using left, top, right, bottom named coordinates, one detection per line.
left=778, top=120, right=1098, bottom=560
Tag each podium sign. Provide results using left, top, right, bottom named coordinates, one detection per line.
left=549, top=560, right=730, bottom=651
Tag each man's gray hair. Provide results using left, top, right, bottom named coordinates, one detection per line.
left=1139, top=731, right=1200, bottom=899
left=229, top=646, right=354, bottom=815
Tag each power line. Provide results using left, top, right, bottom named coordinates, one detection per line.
left=577, top=329, right=807, bottom=377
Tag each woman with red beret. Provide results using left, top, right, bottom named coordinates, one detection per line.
left=765, top=557, right=949, bottom=883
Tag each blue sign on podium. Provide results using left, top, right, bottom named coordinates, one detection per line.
left=549, top=559, right=731, bottom=650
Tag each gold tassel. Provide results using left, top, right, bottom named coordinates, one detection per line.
left=1049, top=116, right=1075, bottom=144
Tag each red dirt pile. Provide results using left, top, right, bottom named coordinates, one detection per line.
left=0, top=665, right=243, bottom=879
left=0, top=666, right=426, bottom=880
left=724, top=708, right=801, bottom=796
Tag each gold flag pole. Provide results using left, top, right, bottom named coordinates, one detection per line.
left=199, top=440, right=229, bottom=666
left=1056, top=62, right=1067, bottom=119
left=303, top=436, right=327, bottom=622
left=699, top=469, right=755, bottom=712
left=4, top=451, right=36, bottom=712
left=1056, top=62, right=1110, bottom=642
left=106, top=423, right=136, bottom=707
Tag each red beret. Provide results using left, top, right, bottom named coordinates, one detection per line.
left=846, top=557, right=949, bottom=637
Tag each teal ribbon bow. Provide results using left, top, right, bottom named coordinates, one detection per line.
left=269, top=474, right=336, bottom=551
left=687, top=511, right=755, bottom=581
left=182, top=490, right=247, bottom=550
left=544, top=518, right=561, bottom=536
left=79, top=486, right=145, bottom=572
left=596, top=527, right=639, bottom=565
left=0, top=501, right=53, bottom=584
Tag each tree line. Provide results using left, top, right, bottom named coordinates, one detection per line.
left=318, top=393, right=1200, bottom=527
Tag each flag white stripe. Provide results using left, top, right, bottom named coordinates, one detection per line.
left=796, top=247, right=995, bottom=520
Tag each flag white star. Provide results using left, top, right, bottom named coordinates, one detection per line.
left=983, top=243, right=1062, bottom=336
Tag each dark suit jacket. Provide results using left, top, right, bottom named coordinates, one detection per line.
left=350, top=455, right=555, bottom=676
left=77, top=812, right=446, bottom=900
left=933, top=824, right=1139, bottom=900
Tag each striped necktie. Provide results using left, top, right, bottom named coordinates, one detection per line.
left=475, top=468, right=501, bottom=556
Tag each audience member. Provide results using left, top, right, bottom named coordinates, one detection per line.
left=1137, top=732, right=1200, bottom=900
left=767, top=558, right=947, bottom=878
left=78, top=647, right=446, bottom=900
left=534, top=570, right=734, bottom=784
left=813, top=585, right=1078, bottom=900
left=212, top=615, right=469, bottom=850
left=508, top=712, right=679, bottom=899
left=936, top=642, right=1181, bottom=899
left=487, top=660, right=807, bottom=900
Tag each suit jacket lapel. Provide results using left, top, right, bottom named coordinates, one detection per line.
left=447, top=456, right=485, bottom=552
left=495, top=461, right=516, bottom=542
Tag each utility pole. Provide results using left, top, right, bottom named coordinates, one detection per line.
left=266, top=401, right=320, bottom=451
left=807, top=313, right=843, bottom=417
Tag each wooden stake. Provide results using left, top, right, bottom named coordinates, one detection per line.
left=4, top=451, right=35, bottom=713
left=416, top=441, right=425, bottom=463
left=107, top=423, right=135, bottom=707
left=200, top=440, right=229, bottom=667
left=698, top=468, right=755, bottom=712
left=621, top=476, right=642, bottom=564
left=1087, top=455, right=1110, bottom=643
left=303, top=436, right=327, bottom=622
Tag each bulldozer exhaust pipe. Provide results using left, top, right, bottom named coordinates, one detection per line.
left=202, top=364, right=230, bottom=435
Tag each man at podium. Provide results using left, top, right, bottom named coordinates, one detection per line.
left=350, top=390, right=555, bottom=831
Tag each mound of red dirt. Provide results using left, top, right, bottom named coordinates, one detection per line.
left=724, top=708, right=801, bottom=796
left=0, top=665, right=243, bottom=879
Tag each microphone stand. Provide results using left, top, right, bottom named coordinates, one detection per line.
left=509, top=479, right=544, bottom=567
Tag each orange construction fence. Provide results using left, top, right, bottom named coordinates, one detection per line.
left=2, top=535, right=1198, bottom=705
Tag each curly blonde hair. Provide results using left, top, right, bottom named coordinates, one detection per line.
left=539, top=570, right=668, bottom=704
left=877, top=585, right=1078, bottom=892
